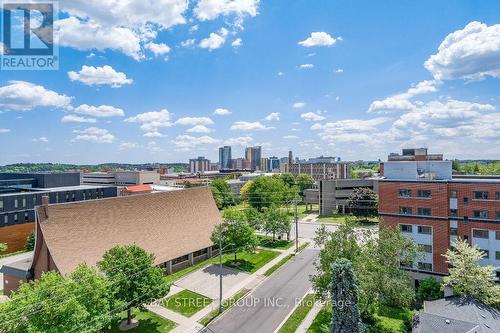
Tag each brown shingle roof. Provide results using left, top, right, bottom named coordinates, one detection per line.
left=34, top=187, right=221, bottom=275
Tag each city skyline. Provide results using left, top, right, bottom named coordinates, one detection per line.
left=1, top=0, right=500, bottom=164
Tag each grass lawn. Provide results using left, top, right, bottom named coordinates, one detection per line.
left=222, top=249, right=280, bottom=273
left=317, top=214, right=378, bottom=225
left=110, top=309, right=176, bottom=333
left=257, top=235, right=293, bottom=249
left=199, top=288, right=251, bottom=326
left=162, top=289, right=212, bottom=317
left=296, top=204, right=319, bottom=218
left=306, top=304, right=412, bottom=333
left=264, top=254, right=293, bottom=276
left=306, top=303, right=331, bottom=333
left=278, top=294, right=316, bottom=333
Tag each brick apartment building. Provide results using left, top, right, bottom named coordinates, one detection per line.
left=188, top=156, right=211, bottom=174
left=379, top=149, right=500, bottom=280
left=288, top=160, right=351, bottom=181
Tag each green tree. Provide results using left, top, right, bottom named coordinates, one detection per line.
left=262, top=205, right=292, bottom=241
left=416, top=277, right=443, bottom=304
left=451, top=159, right=460, bottom=171
left=347, top=188, right=378, bottom=219
left=248, top=176, right=287, bottom=211
left=0, top=264, right=117, bottom=333
left=25, top=231, right=35, bottom=251
left=97, top=245, right=170, bottom=326
left=443, top=239, right=500, bottom=307
left=295, top=174, right=315, bottom=196
left=279, top=173, right=296, bottom=188
left=239, top=180, right=253, bottom=202
left=331, top=258, right=362, bottom=333
left=0, top=243, right=6, bottom=253
left=211, top=215, right=258, bottom=261
left=243, top=206, right=263, bottom=230
left=210, top=179, right=235, bottom=209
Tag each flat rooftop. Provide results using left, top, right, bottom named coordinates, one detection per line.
left=0, top=184, right=116, bottom=197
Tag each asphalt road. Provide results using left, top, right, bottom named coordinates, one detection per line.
left=206, top=248, right=319, bottom=333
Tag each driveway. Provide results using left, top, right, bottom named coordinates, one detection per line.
left=175, top=264, right=250, bottom=299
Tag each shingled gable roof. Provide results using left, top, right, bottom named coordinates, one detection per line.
left=32, top=187, right=221, bottom=275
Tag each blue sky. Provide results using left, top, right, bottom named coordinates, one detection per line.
left=1, top=0, right=500, bottom=164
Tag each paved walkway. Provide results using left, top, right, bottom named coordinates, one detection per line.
left=148, top=240, right=309, bottom=333
left=295, top=297, right=323, bottom=333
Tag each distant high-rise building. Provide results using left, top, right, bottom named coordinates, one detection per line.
left=288, top=151, right=294, bottom=164
left=189, top=156, right=211, bottom=174
left=260, top=158, right=268, bottom=172
left=245, top=146, right=262, bottom=170
left=218, top=146, right=232, bottom=170
left=268, top=156, right=280, bottom=172
left=232, top=158, right=251, bottom=170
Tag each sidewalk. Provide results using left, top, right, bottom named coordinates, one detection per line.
left=149, top=239, right=310, bottom=333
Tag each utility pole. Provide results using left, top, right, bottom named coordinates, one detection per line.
left=219, top=236, right=223, bottom=314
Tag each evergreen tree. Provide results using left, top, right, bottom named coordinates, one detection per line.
left=330, top=258, right=361, bottom=333
left=24, top=231, right=35, bottom=251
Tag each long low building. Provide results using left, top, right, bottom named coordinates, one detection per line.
left=1, top=187, right=221, bottom=296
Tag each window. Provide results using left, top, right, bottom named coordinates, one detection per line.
left=24, top=212, right=29, bottom=222
left=472, top=229, right=489, bottom=239
left=497, top=212, right=500, bottom=220
left=497, top=231, right=500, bottom=240
left=463, top=197, right=469, bottom=205
left=32, top=196, right=36, bottom=206
left=480, top=250, right=489, bottom=259
left=14, top=214, right=18, bottom=222
left=399, top=189, right=412, bottom=197
left=496, top=192, right=500, bottom=201
left=417, top=190, right=431, bottom=198
left=417, top=262, right=432, bottom=271
left=450, top=190, right=457, bottom=198
left=450, top=228, right=458, bottom=236
left=496, top=251, right=500, bottom=261
left=400, top=224, right=413, bottom=233
left=22, top=197, right=26, bottom=208
left=417, top=208, right=432, bottom=216
left=418, top=226, right=432, bottom=235
left=473, top=191, right=489, bottom=200
left=172, top=255, right=189, bottom=265
left=450, top=209, right=458, bottom=218
left=464, top=216, right=469, bottom=224
left=399, top=207, right=412, bottom=215
left=473, top=210, right=489, bottom=219
left=14, top=198, right=18, bottom=208
left=55, top=193, right=59, bottom=203
left=419, top=244, right=432, bottom=253
left=3, top=215, right=7, bottom=224
left=0, top=199, right=3, bottom=210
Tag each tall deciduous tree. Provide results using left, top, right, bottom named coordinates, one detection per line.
left=331, top=258, right=361, bottom=333
left=295, top=174, right=315, bottom=196
left=239, top=180, right=254, bottom=202
left=97, top=245, right=169, bottom=326
left=247, top=176, right=287, bottom=211
left=210, top=179, right=235, bottom=209
left=262, top=205, right=292, bottom=241
left=211, top=214, right=258, bottom=261
left=347, top=188, right=378, bottom=218
left=444, top=239, right=500, bottom=308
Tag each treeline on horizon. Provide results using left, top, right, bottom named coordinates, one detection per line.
left=0, top=163, right=189, bottom=173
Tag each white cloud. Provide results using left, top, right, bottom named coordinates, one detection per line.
left=175, top=117, right=214, bottom=126
left=199, top=28, right=229, bottom=50
left=425, top=21, right=500, bottom=81
left=265, top=112, right=280, bottom=121
left=61, top=114, right=97, bottom=123
left=119, top=142, right=142, bottom=150
left=298, top=32, right=340, bottom=47
left=301, top=111, right=325, bottom=122
left=0, top=128, right=11, bottom=133
left=73, top=104, right=124, bottom=117
left=335, top=68, right=344, bottom=73
left=143, top=131, right=166, bottom=138
left=277, top=71, right=284, bottom=76
left=181, top=38, right=196, bottom=47
left=187, top=125, right=214, bottom=133
left=32, top=137, right=48, bottom=143
left=68, top=65, right=133, bottom=88
left=232, top=38, right=242, bottom=47
left=72, top=127, right=114, bottom=143
left=0, top=81, right=71, bottom=111
left=125, top=109, right=173, bottom=136
left=171, top=135, right=219, bottom=150
left=283, top=135, right=299, bottom=139
left=368, top=80, right=438, bottom=113
left=194, top=0, right=259, bottom=21
left=299, top=64, right=314, bottom=69
left=57, top=0, right=188, bottom=60
left=213, top=108, right=232, bottom=116
left=224, top=136, right=253, bottom=146
left=293, top=102, right=305, bottom=109
left=230, top=121, right=274, bottom=131
left=146, top=42, right=171, bottom=56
